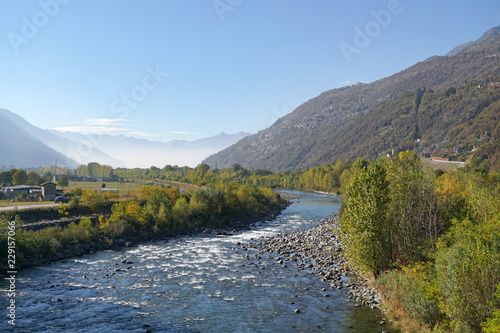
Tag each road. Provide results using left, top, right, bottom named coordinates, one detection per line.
left=0, top=203, right=63, bottom=212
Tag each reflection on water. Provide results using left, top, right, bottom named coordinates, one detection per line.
left=0, top=191, right=394, bottom=332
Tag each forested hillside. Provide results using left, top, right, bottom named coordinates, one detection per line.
left=322, top=78, right=500, bottom=169
left=204, top=27, right=500, bottom=171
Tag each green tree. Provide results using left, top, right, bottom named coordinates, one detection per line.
left=144, top=189, right=174, bottom=233
left=70, top=187, right=83, bottom=197
left=386, top=151, right=438, bottom=265
left=172, top=196, right=190, bottom=230
left=42, top=170, right=53, bottom=182
left=81, top=190, right=104, bottom=212
left=341, top=162, right=391, bottom=276
left=27, top=171, right=40, bottom=186
left=0, top=170, right=15, bottom=186
left=12, top=170, right=28, bottom=185
left=57, top=176, right=69, bottom=190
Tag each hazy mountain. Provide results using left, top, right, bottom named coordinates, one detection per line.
left=0, top=109, right=79, bottom=168
left=0, top=109, right=125, bottom=168
left=52, top=131, right=251, bottom=168
left=204, top=26, right=500, bottom=171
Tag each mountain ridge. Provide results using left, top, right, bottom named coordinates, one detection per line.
left=446, top=25, right=500, bottom=56
left=0, top=109, right=125, bottom=168
left=0, top=110, right=79, bottom=168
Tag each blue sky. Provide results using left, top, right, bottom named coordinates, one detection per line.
left=1, top=0, right=499, bottom=142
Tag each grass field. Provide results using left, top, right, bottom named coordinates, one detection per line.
left=65, top=180, right=150, bottom=195
left=0, top=180, right=204, bottom=207
left=65, top=180, right=203, bottom=194
left=1, top=180, right=163, bottom=207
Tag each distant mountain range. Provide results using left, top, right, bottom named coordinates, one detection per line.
left=204, top=26, right=500, bottom=171
left=0, top=109, right=250, bottom=169
left=52, top=131, right=251, bottom=168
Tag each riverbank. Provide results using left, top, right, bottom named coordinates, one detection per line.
left=2, top=201, right=290, bottom=276
left=245, top=214, right=384, bottom=310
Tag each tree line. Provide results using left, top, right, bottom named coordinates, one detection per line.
left=112, top=160, right=351, bottom=194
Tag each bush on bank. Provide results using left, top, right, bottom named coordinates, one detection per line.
left=0, top=201, right=114, bottom=224
left=100, top=184, right=284, bottom=237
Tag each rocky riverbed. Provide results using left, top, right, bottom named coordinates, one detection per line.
left=242, top=214, right=383, bottom=310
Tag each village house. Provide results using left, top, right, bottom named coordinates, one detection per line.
left=1, top=182, right=62, bottom=201
left=1, top=185, right=40, bottom=199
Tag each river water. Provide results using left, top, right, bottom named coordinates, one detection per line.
left=1, top=191, right=390, bottom=332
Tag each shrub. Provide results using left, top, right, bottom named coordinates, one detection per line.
left=101, top=201, right=145, bottom=238
left=69, top=196, right=80, bottom=208
left=378, top=267, right=441, bottom=330
left=435, top=217, right=500, bottom=332
left=482, top=284, right=500, bottom=332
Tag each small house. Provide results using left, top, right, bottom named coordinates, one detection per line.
left=2, top=185, right=39, bottom=199
left=41, top=182, right=57, bottom=201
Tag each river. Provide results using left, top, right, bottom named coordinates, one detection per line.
left=1, top=191, right=390, bottom=332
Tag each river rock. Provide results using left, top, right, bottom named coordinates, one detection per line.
left=249, top=214, right=384, bottom=311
